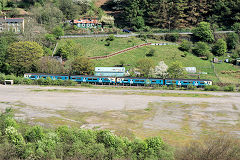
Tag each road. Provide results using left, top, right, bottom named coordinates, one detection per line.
left=61, top=31, right=234, bottom=39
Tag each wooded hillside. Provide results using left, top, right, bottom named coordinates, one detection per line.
left=106, top=0, right=240, bottom=30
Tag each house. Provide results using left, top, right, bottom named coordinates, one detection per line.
left=95, top=67, right=125, bottom=77
left=72, top=18, right=102, bottom=29
left=0, top=17, right=24, bottom=33
left=236, top=58, right=240, bottom=66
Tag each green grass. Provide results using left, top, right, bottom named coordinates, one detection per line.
left=59, top=37, right=148, bottom=57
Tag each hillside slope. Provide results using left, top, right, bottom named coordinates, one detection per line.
left=59, top=37, right=240, bottom=84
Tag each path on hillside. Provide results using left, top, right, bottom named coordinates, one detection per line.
left=88, top=43, right=177, bottom=60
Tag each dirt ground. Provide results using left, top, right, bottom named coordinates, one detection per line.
left=0, top=85, right=240, bottom=145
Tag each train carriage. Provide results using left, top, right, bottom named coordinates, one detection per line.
left=164, top=79, right=213, bottom=87
left=24, top=73, right=69, bottom=80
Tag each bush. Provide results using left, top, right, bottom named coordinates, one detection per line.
left=181, top=51, right=188, bottom=57
left=105, top=41, right=110, bottom=46
left=23, top=78, right=34, bottom=85
left=192, top=42, right=211, bottom=57
left=178, top=40, right=192, bottom=52
left=223, top=85, right=235, bottom=92
left=146, top=49, right=155, bottom=57
left=232, top=23, right=240, bottom=35
left=226, top=32, right=239, bottom=50
left=62, top=80, right=77, bottom=86
left=204, top=85, right=219, bottom=91
left=192, top=22, right=214, bottom=43
left=212, top=39, right=227, bottom=56
left=187, top=84, right=196, bottom=90
left=106, top=34, right=115, bottom=41
left=176, top=135, right=240, bottom=160
left=0, top=108, right=175, bottom=160
left=0, top=73, right=6, bottom=84
left=165, top=33, right=179, bottom=42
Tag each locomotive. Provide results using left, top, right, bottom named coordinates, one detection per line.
left=24, top=73, right=213, bottom=87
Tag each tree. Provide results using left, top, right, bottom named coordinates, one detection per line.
left=52, top=26, right=64, bottom=39
left=0, top=0, right=7, bottom=11
left=36, top=56, right=64, bottom=74
left=56, top=40, right=84, bottom=60
left=31, top=3, right=63, bottom=27
left=226, top=32, right=239, bottom=50
left=192, top=41, right=211, bottom=57
left=6, top=41, right=44, bottom=75
left=233, top=23, right=240, bottom=35
left=136, top=58, right=155, bottom=77
left=167, top=62, right=185, bottom=79
left=178, top=40, right=192, bottom=52
left=21, top=18, right=47, bottom=45
left=69, top=56, right=94, bottom=75
left=154, top=61, right=168, bottom=78
left=58, top=0, right=79, bottom=19
left=192, top=22, right=214, bottom=43
left=212, top=39, right=227, bottom=56
left=0, top=32, right=18, bottom=74
left=132, top=16, right=145, bottom=30
left=45, top=33, right=57, bottom=48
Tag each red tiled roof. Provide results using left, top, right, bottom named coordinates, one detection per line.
left=73, top=19, right=100, bottom=24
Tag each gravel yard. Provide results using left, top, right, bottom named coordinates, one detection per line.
left=1, top=85, right=240, bottom=145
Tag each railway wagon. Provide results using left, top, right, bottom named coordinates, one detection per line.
left=116, top=77, right=164, bottom=86
left=165, top=79, right=213, bottom=87
left=70, top=75, right=115, bottom=84
left=24, top=73, right=69, bottom=80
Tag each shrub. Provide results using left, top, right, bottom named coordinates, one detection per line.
left=187, top=84, right=196, bottom=90
left=63, top=80, right=77, bottom=86
left=176, top=135, right=240, bottom=160
left=192, top=22, right=214, bottom=43
left=178, top=40, right=192, bottom=52
left=0, top=73, right=6, bottom=84
left=232, top=23, right=240, bottom=35
left=192, top=42, right=210, bottom=57
left=226, top=32, right=239, bottom=50
left=223, top=85, right=235, bottom=92
left=212, top=39, right=227, bottom=56
left=23, top=78, right=33, bottom=85
left=146, top=49, right=155, bottom=57
left=105, top=41, right=110, bottom=46
left=106, top=34, right=115, bottom=41
left=181, top=51, right=188, bottom=57
left=204, top=85, right=219, bottom=91
left=165, top=33, right=179, bottom=42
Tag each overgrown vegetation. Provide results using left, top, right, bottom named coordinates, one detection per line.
left=0, top=108, right=174, bottom=160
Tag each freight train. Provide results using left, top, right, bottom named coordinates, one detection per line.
left=24, top=73, right=213, bottom=87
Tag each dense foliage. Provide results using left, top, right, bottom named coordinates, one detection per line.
left=0, top=109, right=174, bottom=160
left=7, top=41, right=44, bottom=76
left=109, top=0, right=240, bottom=30
left=212, top=39, right=227, bottom=56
